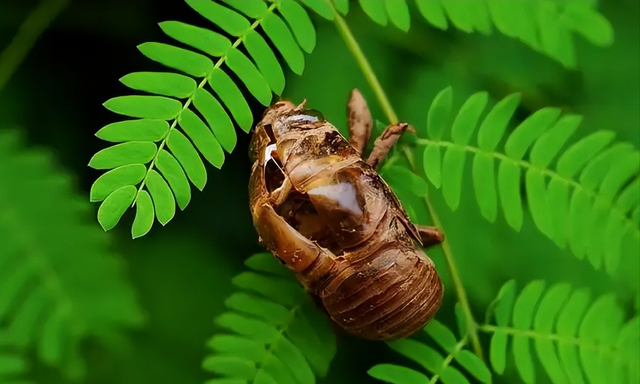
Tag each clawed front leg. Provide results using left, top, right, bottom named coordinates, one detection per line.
left=366, top=123, right=411, bottom=170
left=347, top=89, right=373, bottom=156
left=416, top=225, right=445, bottom=248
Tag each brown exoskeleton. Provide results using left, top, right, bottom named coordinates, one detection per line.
left=248, top=90, right=444, bottom=340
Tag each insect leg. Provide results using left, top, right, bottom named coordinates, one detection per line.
left=366, top=123, right=410, bottom=170
left=416, top=225, right=445, bottom=248
left=253, top=200, right=337, bottom=276
left=347, top=89, right=373, bottom=156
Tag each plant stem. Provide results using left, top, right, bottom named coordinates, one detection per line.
left=331, top=7, right=485, bottom=360
left=0, top=0, right=70, bottom=94
left=332, top=10, right=398, bottom=125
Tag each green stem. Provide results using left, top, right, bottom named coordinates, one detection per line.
left=0, top=0, right=70, bottom=94
left=331, top=6, right=485, bottom=361
left=332, top=9, right=398, bottom=124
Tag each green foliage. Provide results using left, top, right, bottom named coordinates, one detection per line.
left=413, top=86, right=640, bottom=276
left=0, top=333, right=32, bottom=384
left=368, top=318, right=491, bottom=384
left=89, top=0, right=327, bottom=237
left=482, top=280, right=639, bottom=384
left=357, top=0, right=613, bottom=67
left=203, top=253, right=336, bottom=384
left=0, top=130, right=144, bottom=380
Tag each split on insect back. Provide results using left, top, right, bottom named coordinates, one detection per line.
left=249, top=89, right=445, bottom=340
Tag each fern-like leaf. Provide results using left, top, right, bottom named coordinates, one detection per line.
left=368, top=317, right=491, bottom=384
left=203, top=253, right=336, bottom=384
left=416, top=86, right=640, bottom=276
left=482, top=280, right=639, bottom=384
left=0, top=332, right=33, bottom=384
left=90, top=0, right=323, bottom=237
left=357, top=0, right=613, bottom=67
left=0, top=130, right=144, bottom=380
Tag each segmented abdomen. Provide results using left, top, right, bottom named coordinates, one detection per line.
left=316, top=232, right=443, bottom=340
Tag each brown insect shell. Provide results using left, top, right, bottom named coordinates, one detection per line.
left=249, top=101, right=443, bottom=340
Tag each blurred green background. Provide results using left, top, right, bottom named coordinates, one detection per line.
left=0, top=0, right=638, bottom=383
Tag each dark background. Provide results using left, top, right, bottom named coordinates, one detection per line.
left=0, top=1, right=638, bottom=383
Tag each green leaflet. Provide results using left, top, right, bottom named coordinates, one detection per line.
left=563, top=6, right=614, bottom=46
left=568, top=187, right=591, bottom=259
left=472, top=152, right=497, bottom=222
left=88, top=141, right=157, bottom=170
left=208, top=334, right=267, bottom=363
left=546, top=178, right=570, bottom=248
left=359, top=0, right=387, bottom=26
left=223, top=0, right=266, bottom=18
left=104, top=95, right=182, bottom=120
left=423, top=144, right=442, bottom=188
left=387, top=339, right=443, bottom=372
left=131, top=189, right=154, bottom=238
left=477, top=93, right=520, bottom=152
left=441, top=146, right=465, bottom=210
left=580, top=143, right=634, bottom=191
left=600, top=151, right=640, bottom=201
left=368, top=364, right=428, bottom=384
left=497, top=161, right=523, bottom=231
left=426, top=86, right=452, bottom=140
left=486, top=1, right=537, bottom=44
left=261, top=11, right=305, bottom=75
left=533, top=283, right=571, bottom=384
left=0, top=351, right=29, bottom=384
left=504, top=107, right=560, bottom=160
left=166, top=129, right=207, bottom=191
left=425, top=320, right=457, bottom=352
left=616, top=178, right=639, bottom=213
left=525, top=169, right=551, bottom=237
left=451, top=91, right=488, bottom=145
left=145, top=169, right=175, bottom=225
left=441, top=1, right=474, bottom=33
left=97, top=185, right=136, bottom=231
left=159, top=21, right=231, bottom=57
left=538, top=1, right=575, bottom=67
left=193, top=88, right=237, bottom=153
left=95, top=119, right=169, bottom=142
left=120, top=71, right=196, bottom=99
left=382, top=166, right=429, bottom=197
left=90, top=164, right=146, bottom=202
left=529, top=114, right=581, bottom=168
left=138, top=42, right=213, bottom=78
left=232, top=272, right=301, bottom=307
left=243, top=252, right=290, bottom=278
left=205, top=253, right=336, bottom=383
left=203, top=355, right=257, bottom=380
left=415, top=0, right=447, bottom=30
left=178, top=109, right=225, bottom=168
left=556, top=130, right=615, bottom=178
left=156, top=149, right=191, bottom=210
left=332, top=0, right=349, bottom=15
left=244, top=30, right=285, bottom=95
left=187, top=0, right=250, bottom=37
left=278, top=0, right=316, bottom=53
left=299, top=0, right=333, bottom=20
left=384, top=0, right=410, bottom=32
left=225, top=48, right=272, bottom=106
left=208, top=68, right=253, bottom=132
